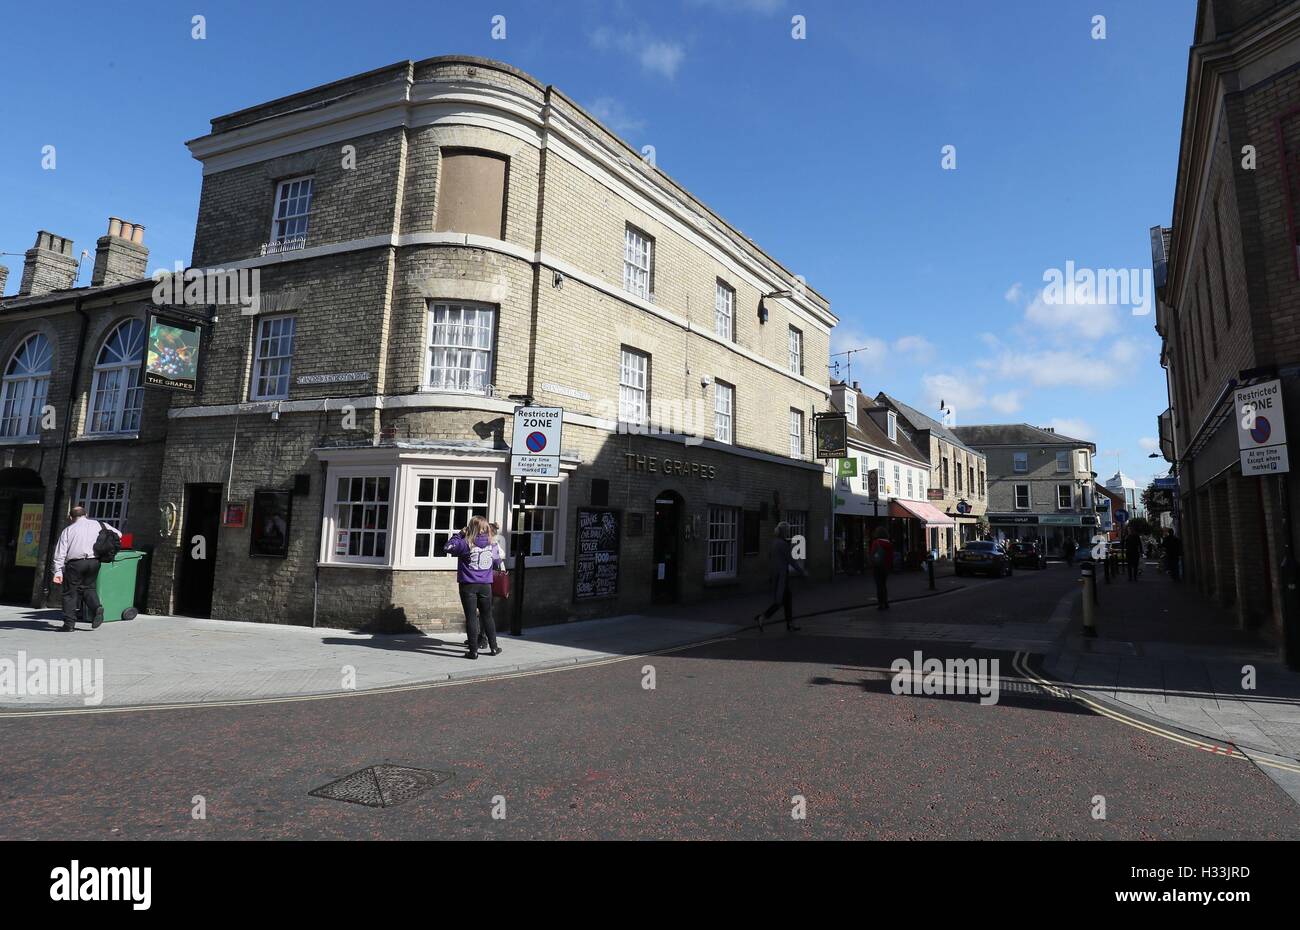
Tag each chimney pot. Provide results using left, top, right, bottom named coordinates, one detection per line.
left=91, top=217, right=149, bottom=288
left=108, top=217, right=123, bottom=238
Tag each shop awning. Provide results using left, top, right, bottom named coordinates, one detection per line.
left=889, top=499, right=955, bottom=526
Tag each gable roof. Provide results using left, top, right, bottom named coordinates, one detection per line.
left=949, top=423, right=1096, bottom=451
left=832, top=387, right=929, bottom=464
left=874, top=392, right=978, bottom=454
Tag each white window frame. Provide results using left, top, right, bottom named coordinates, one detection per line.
left=788, top=326, right=803, bottom=375
left=623, top=225, right=653, bottom=300
left=789, top=408, right=804, bottom=459
left=1077, top=450, right=1089, bottom=474
left=426, top=301, right=496, bottom=394
left=1057, top=484, right=1073, bottom=510
left=0, top=333, right=52, bottom=438
left=786, top=510, right=808, bottom=555
left=74, top=479, right=129, bottom=530
left=1056, top=451, right=1069, bottom=472
left=1013, top=451, right=1029, bottom=473
left=713, top=380, right=734, bottom=444
left=87, top=318, right=145, bottom=435
left=1014, top=484, right=1031, bottom=510
left=251, top=314, right=297, bottom=401
left=620, top=348, right=649, bottom=426
left=407, top=467, right=496, bottom=568
left=887, top=410, right=897, bottom=442
left=324, top=466, right=397, bottom=566
left=270, top=176, right=313, bottom=248
left=507, top=475, right=567, bottom=568
left=714, top=280, right=735, bottom=341
left=705, top=504, right=739, bottom=580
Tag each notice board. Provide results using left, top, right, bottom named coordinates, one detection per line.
left=574, top=508, right=620, bottom=601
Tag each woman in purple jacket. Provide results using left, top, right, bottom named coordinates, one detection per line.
left=444, top=515, right=503, bottom=659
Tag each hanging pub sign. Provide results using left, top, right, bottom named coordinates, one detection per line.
left=144, top=313, right=203, bottom=392
left=814, top=412, right=848, bottom=459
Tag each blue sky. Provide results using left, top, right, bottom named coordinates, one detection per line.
left=0, top=0, right=1192, bottom=490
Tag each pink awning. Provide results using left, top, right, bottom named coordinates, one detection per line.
left=889, top=499, right=955, bottom=526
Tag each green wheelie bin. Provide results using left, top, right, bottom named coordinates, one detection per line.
left=94, top=549, right=144, bottom=622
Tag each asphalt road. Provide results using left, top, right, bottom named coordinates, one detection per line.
left=3, top=565, right=1297, bottom=840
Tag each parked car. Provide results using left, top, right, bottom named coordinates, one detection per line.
left=1008, top=541, right=1046, bottom=569
left=954, top=541, right=1012, bottom=577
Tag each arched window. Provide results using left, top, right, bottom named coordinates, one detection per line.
left=87, top=319, right=145, bottom=434
left=0, top=334, right=52, bottom=438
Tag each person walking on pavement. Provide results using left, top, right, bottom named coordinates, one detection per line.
left=445, top=515, right=503, bottom=659
left=463, top=521, right=505, bottom=653
left=1124, top=526, right=1142, bottom=581
left=1162, top=529, right=1183, bottom=581
left=1062, top=535, right=1078, bottom=566
left=755, top=522, right=804, bottom=632
left=51, top=506, right=121, bottom=632
left=869, top=526, right=895, bottom=610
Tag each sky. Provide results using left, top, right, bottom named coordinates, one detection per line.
left=0, top=0, right=1194, bottom=491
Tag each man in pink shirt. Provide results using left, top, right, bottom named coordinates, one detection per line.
left=51, top=506, right=121, bottom=632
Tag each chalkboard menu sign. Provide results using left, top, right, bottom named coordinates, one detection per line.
left=574, top=508, right=620, bottom=601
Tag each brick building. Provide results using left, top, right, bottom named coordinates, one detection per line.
left=950, top=424, right=1097, bottom=557
left=149, top=56, right=836, bottom=630
left=0, top=221, right=167, bottom=606
left=1152, top=0, right=1300, bottom=656
left=874, top=393, right=987, bottom=555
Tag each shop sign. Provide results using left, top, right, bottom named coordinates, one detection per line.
left=990, top=514, right=1039, bottom=525
left=814, top=413, right=847, bottom=459
left=15, top=503, right=42, bottom=567
left=624, top=452, right=716, bottom=479
left=835, top=458, right=857, bottom=478
left=926, top=489, right=944, bottom=501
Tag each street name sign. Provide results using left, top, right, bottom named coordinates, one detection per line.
left=1235, top=379, right=1290, bottom=476
left=511, top=406, right=563, bottom=478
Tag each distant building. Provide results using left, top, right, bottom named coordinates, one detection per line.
left=951, top=424, right=1097, bottom=557
left=1103, top=471, right=1143, bottom=520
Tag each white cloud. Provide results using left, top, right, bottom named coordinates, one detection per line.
left=921, top=372, right=985, bottom=417
left=585, top=97, right=647, bottom=134
left=892, top=335, right=935, bottom=362
left=590, top=28, right=685, bottom=79
left=1049, top=417, right=1095, bottom=441
left=1138, top=436, right=1159, bottom=453
left=1023, top=288, right=1120, bottom=340
left=990, top=390, right=1022, bottom=415
left=1004, top=282, right=1023, bottom=304
left=687, top=0, right=786, bottom=13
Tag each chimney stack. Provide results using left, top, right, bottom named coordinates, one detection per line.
left=0, top=264, right=8, bottom=298
left=91, top=217, right=148, bottom=287
left=18, top=231, right=79, bottom=297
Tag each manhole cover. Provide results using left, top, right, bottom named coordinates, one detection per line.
left=309, top=765, right=452, bottom=808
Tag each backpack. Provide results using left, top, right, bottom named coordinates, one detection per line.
left=93, top=522, right=121, bottom=563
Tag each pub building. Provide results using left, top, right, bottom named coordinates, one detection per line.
left=828, top=382, right=950, bottom=573
left=142, top=56, right=836, bottom=631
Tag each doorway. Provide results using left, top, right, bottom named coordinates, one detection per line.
left=651, top=492, right=682, bottom=603
left=177, top=483, right=222, bottom=617
left=0, top=468, right=44, bottom=604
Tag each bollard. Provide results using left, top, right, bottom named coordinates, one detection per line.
left=1081, top=562, right=1098, bottom=638
left=926, top=557, right=935, bottom=591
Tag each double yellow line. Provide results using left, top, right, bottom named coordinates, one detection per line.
left=1011, top=651, right=1300, bottom=775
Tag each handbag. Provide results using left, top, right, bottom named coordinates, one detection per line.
left=491, top=569, right=511, bottom=599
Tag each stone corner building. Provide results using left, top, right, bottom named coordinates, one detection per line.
left=154, top=55, right=836, bottom=631
left=1153, top=0, right=1300, bottom=654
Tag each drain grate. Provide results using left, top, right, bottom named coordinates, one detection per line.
left=309, top=765, right=452, bottom=808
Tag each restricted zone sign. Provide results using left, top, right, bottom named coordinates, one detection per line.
left=511, top=406, right=563, bottom=477
left=1235, top=379, right=1290, bottom=476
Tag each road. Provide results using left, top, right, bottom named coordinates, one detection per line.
left=2, top=565, right=1297, bottom=839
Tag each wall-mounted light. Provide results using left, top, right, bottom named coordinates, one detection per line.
left=552, top=270, right=564, bottom=289
left=758, top=289, right=793, bottom=325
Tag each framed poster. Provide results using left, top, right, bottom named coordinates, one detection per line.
left=250, top=489, right=292, bottom=558
left=144, top=313, right=203, bottom=392
left=222, top=501, right=247, bottom=528
left=15, top=503, right=43, bottom=567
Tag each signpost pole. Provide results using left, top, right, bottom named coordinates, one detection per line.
left=511, top=477, right=527, bottom=637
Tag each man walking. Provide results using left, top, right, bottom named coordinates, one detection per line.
left=1162, top=529, right=1182, bottom=581
left=869, top=527, right=895, bottom=610
left=1124, top=527, right=1142, bottom=581
left=51, top=506, right=121, bottom=632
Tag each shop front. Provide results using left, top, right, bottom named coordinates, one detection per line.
left=890, top=498, right=955, bottom=568
left=987, top=514, right=1097, bottom=557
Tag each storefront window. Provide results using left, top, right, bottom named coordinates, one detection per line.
left=510, top=478, right=561, bottom=563
left=334, top=476, right=390, bottom=561
left=414, top=476, right=489, bottom=558
left=706, top=505, right=738, bottom=579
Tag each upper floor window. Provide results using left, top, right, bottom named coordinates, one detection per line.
left=788, top=326, right=803, bottom=375
left=619, top=348, right=649, bottom=425
left=1013, top=451, right=1029, bottom=473
left=270, top=176, right=313, bottom=250
left=251, top=315, right=296, bottom=401
left=887, top=410, right=897, bottom=442
left=1077, top=450, right=1089, bottom=474
left=1014, top=484, right=1030, bottom=509
left=435, top=150, right=508, bottom=239
left=427, top=301, right=494, bottom=393
left=968, top=465, right=974, bottom=492
left=713, top=380, right=734, bottom=444
left=789, top=408, right=804, bottom=459
left=1057, top=484, right=1073, bottom=510
left=623, top=225, right=654, bottom=300
left=941, top=458, right=949, bottom=489
left=1, top=333, right=52, bottom=438
left=1056, top=451, right=1069, bottom=472
left=714, top=280, right=735, bottom=341
left=88, top=319, right=145, bottom=434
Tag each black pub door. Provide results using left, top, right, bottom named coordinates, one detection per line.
left=651, top=492, right=681, bottom=603
left=177, top=483, right=222, bottom=617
